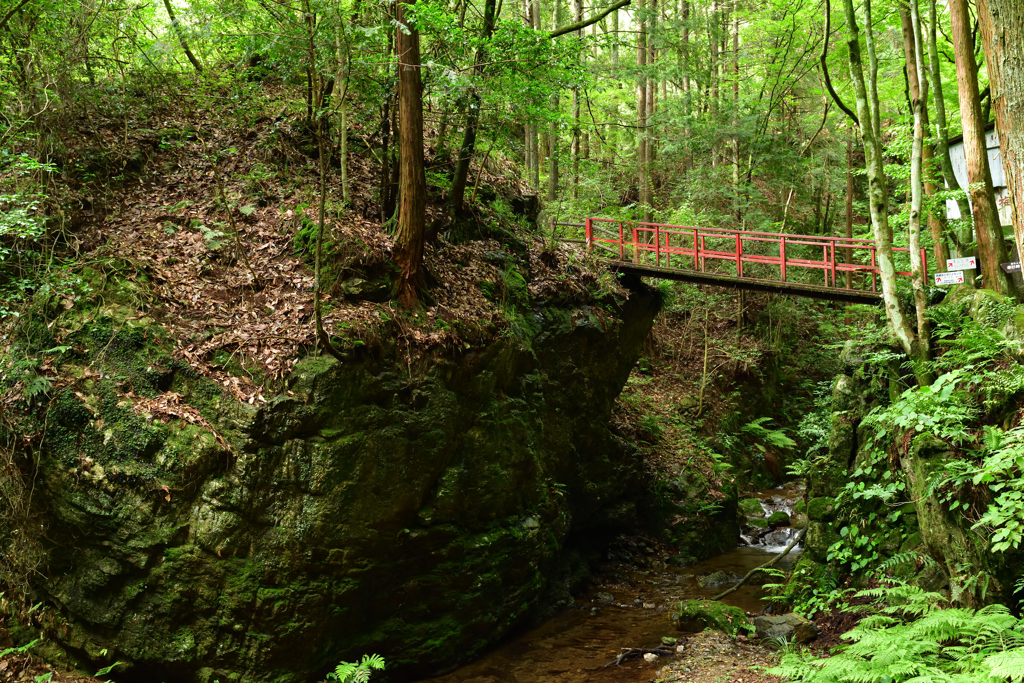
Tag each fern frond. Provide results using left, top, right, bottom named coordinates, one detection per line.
left=985, top=647, right=1024, bottom=682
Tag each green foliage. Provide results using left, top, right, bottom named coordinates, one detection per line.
left=741, top=417, right=797, bottom=451
left=770, top=584, right=1024, bottom=683
left=327, top=654, right=386, bottom=683
left=864, top=369, right=978, bottom=446
left=937, top=425, right=1024, bottom=553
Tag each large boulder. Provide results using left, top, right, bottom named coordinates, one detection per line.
left=674, top=600, right=750, bottom=637
left=752, top=613, right=820, bottom=644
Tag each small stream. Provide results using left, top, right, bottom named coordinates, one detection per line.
left=418, top=485, right=804, bottom=683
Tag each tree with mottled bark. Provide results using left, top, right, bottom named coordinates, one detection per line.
left=840, top=0, right=930, bottom=379
left=899, top=0, right=948, bottom=272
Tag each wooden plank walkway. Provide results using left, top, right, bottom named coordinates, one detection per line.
left=557, top=218, right=928, bottom=305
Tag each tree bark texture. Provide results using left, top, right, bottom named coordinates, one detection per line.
left=395, top=0, right=427, bottom=308
left=948, top=0, right=1015, bottom=295
left=978, top=0, right=1024, bottom=271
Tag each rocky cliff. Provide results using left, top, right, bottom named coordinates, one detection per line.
left=3, top=276, right=659, bottom=682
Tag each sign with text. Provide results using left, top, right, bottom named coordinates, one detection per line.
left=947, top=256, right=977, bottom=270
left=1002, top=261, right=1022, bottom=273
left=935, top=271, right=965, bottom=286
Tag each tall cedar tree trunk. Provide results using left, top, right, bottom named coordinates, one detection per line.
left=948, top=0, right=1015, bottom=295
left=840, top=0, right=929, bottom=376
left=978, top=0, right=1024, bottom=267
left=450, top=0, right=497, bottom=216
left=548, top=0, right=562, bottom=202
left=899, top=0, right=949, bottom=271
left=572, top=0, right=583, bottom=199
left=395, top=0, right=427, bottom=308
left=637, top=0, right=650, bottom=222
left=927, top=0, right=972, bottom=257
left=530, top=0, right=541, bottom=188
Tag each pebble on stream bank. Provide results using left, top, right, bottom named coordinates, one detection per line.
left=652, top=631, right=780, bottom=683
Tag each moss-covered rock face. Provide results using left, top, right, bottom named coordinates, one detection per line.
left=14, top=286, right=661, bottom=682
left=674, top=600, right=750, bottom=636
left=738, top=498, right=764, bottom=517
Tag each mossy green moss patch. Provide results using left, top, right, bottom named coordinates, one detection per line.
left=675, top=600, right=751, bottom=636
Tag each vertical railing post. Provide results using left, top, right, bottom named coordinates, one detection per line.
left=618, top=221, right=624, bottom=261
left=632, top=225, right=639, bottom=264
left=831, top=243, right=837, bottom=288
left=780, top=236, right=787, bottom=282
left=871, top=248, right=877, bottom=292
left=736, top=233, right=742, bottom=276
left=585, top=218, right=593, bottom=254
left=700, top=235, right=706, bottom=272
left=823, top=245, right=828, bottom=287
left=655, top=223, right=661, bottom=268
left=692, top=229, right=699, bottom=270
left=921, top=248, right=928, bottom=284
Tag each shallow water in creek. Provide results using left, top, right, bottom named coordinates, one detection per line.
left=417, top=485, right=803, bottom=683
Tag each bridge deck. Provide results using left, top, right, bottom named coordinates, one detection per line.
left=560, top=218, right=928, bottom=305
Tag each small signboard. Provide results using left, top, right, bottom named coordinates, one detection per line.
left=1001, top=261, right=1022, bottom=273
left=935, top=271, right=965, bottom=286
left=947, top=256, right=977, bottom=270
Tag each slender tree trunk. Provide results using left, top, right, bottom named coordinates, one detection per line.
left=548, top=0, right=562, bottom=202
left=638, top=0, right=651, bottom=219
left=162, top=0, right=203, bottom=74
left=334, top=30, right=351, bottom=206
left=710, top=0, right=718, bottom=119
left=841, top=0, right=927, bottom=374
left=845, top=135, right=854, bottom=289
left=572, top=0, right=583, bottom=199
left=927, top=0, right=972, bottom=257
left=948, top=0, right=1015, bottom=295
left=907, top=0, right=931, bottom=355
left=731, top=0, right=739, bottom=219
left=395, top=0, right=427, bottom=308
left=682, top=0, right=690, bottom=173
left=977, top=0, right=1024, bottom=269
left=450, top=0, right=497, bottom=216
left=530, top=0, right=541, bottom=189
left=647, top=0, right=657, bottom=173
left=900, top=0, right=949, bottom=270
left=612, top=8, right=619, bottom=68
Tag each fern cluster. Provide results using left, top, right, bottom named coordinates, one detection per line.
left=326, top=654, right=386, bottom=683
left=771, top=585, right=1024, bottom=683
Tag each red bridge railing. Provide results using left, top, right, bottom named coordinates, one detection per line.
left=582, top=218, right=927, bottom=293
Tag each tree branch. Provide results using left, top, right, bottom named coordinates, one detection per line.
left=821, top=0, right=859, bottom=127
left=548, top=0, right=631, bottom=38
left=712, top=527, right=806, bottom=601
left=0, top=0, right=31, bottom=33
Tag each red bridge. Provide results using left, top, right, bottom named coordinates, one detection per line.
left=560, top=218, right=929, bottom=305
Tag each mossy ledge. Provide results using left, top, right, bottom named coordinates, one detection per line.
left=4, top=278, right=659, bottom=683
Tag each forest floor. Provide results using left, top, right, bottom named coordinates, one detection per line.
left=654, top=630, right=779, bottom=683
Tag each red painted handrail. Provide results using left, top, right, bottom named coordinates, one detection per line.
left=583, top=218, right=928, bottom=293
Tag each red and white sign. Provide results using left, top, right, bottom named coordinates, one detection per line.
left=935, top=270, right=965, bottom=286
left=947, top=256, right=977, bottom=270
